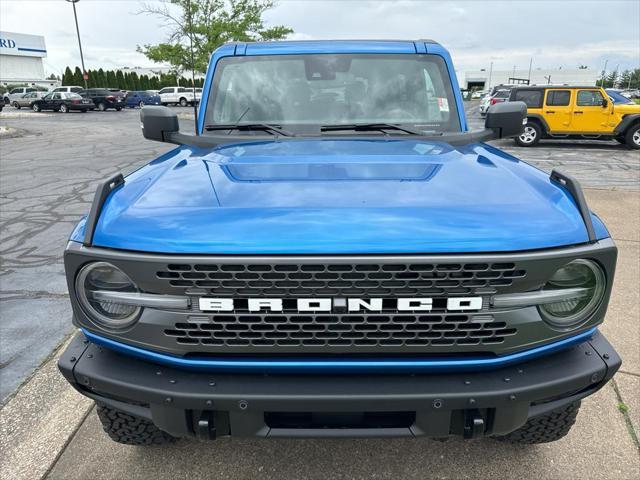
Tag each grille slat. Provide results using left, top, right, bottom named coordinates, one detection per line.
left=157, top=261, right=526, bottom=351
left=160, top=262, right=525, bottom=297
left=163, top=313, right=518, bottom=348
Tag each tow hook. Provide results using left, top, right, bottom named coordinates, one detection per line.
left=463, top=409, right=485, bottom=439
left=197, top=411, right=216, bottom=440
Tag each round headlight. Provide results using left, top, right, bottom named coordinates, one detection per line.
left=75, top=262, right=141, bottom=330
left=539, top=259, right=605, bottom=329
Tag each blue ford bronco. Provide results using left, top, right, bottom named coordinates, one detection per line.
left=59, top=40, right=621, bottom=445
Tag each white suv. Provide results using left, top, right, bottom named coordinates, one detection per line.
left=158, top=87, right=196, bottom=107
left=51, top=86, right=84, bottom=94
left=5, top=87, right=40, bottom=104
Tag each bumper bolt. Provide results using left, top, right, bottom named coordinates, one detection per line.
left=509, top=394, right=517, bottom=401
left=165, top=397, right=173, bottom=404
left=469, top=398, right=476, bottom=405
left=209, top=382, right=216, bottom=387
left=503, top=377, right=511, bottom=383
left=464, top=380, right=471, bottom=385
left=205, top=400, right=213, bottom=407
left=603, top=353, right=610, bottom=360
left=591, top=373, right=600, bottom=383
left=239, top=400, right=248, bottom=410
left=433, top=399, right=443, bottom=409
left=156, top=371, right=162, bottom=376
left=586, top=351, right=592, bottom=356
left=169, top=379, right=176, bottom=384
left=87, top=354, right=93, bottom=359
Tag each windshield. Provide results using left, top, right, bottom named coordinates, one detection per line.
left=204, top=54, right=460, bottom=132
left=606, top=89, right=633, bottom=104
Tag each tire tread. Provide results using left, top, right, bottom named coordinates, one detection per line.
left=96, top=404, right=176, bottom=446
left=496, top=401, right=580, bottom=444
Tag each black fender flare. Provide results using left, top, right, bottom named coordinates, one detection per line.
left=525, top=114, right=550, bottom=133
left=614, top=114, right=640, bottom=136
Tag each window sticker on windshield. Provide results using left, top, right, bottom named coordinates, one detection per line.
left=437, top=98, right=449, bottom=112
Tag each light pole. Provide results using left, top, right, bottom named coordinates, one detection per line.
left=601, top=60, right=608, bottom=87
left=66, top=0, right=87, bottom=89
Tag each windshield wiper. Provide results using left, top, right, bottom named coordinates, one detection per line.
left=204, top=123, right=294, bottom=137
left=321, top=123, right=430, bottom=136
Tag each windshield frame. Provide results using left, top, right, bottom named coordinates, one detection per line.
left=203, top=53, right=462, bottom=135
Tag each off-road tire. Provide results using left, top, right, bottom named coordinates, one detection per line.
left=515, top=121, right=541, bottom=147
left=96, top=404, right=177, bottom=446
left=624, top=124, right=640, bottom=150
left=496, top=401, right=581, bottom=444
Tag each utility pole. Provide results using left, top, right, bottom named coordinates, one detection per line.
left=66, top=0, right=87, bottom=89
left=487, top=61, right=493, bottom=90
left=527, top=57, right=533, bottom=84
left=187, top=0, right=199, bottom=134
left=601, top=59, right=608, bottom=86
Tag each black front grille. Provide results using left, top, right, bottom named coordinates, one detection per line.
left=156, top=262, right=526, bottom=297
left=164, top=313, right=518, bottom=349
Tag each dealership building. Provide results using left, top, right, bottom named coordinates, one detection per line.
left=0, top=31, right=58, bottom=89
left=457, top=67, right=601, bottom=91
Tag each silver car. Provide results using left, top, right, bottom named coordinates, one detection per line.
left=12, top=91, right=46, bottom=109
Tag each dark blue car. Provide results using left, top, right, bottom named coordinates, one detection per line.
left=59, top=40, right=620, bottom=447
left=125, top=90, right=161, bottom=108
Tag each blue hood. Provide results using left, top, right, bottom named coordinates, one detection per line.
left=79, top=139, right=608, bottom=254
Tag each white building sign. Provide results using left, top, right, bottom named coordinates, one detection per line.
left=0, top=31, right=47, bottom=58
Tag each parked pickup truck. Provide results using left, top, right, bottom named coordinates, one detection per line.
left=158, top=86, right=196, bottom=107
left=59, top=40, right=620, bottom=447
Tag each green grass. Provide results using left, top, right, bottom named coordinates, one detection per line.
left=618, top=402, right=630, bottom=414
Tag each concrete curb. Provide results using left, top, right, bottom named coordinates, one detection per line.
left=0, top=334, right=93, bottom=480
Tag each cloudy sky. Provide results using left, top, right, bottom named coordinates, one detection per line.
left=1, top=0, right=638, bottom=76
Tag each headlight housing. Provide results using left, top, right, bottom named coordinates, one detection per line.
left=538, top=259, right=606, bottom=329
left=75, top=262, right=141, bottom=330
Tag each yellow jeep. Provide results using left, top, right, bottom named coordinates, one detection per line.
left=508, top=86, right=640, bottom=148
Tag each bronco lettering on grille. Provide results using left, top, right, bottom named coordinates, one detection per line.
left=198, top=297, right=483, bottom=312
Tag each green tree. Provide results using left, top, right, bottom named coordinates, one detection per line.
left=73, top=66, right=84, bottom=86
left=96, top=68, right=106, bottom=87
left=115, top=70, right=126, bottom=89
left=137, top=0, right=292, bottom=73
left=106, top=70, right=117, bottom=88
left=86, top=69, right=96, bottom=87
left=606, top=70, right=619, bottom=88
left=62, top=67, right=74, bottom=85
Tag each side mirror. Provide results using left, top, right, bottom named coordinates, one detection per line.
left=602, top=98, right=608, bottom=108
left=485, top=101, right=527, bottom=139
left=140, top=106, right=179, bottom=142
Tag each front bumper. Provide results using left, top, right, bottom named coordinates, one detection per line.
left=59, top=330, right=620, bottom=440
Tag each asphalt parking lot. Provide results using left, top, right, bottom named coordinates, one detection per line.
left=0, top=102, right=639, bottom=479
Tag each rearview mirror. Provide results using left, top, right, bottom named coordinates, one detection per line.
left=485, top=101, right=527, bottom=139
left=140, top=106, right=179, bottom=142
